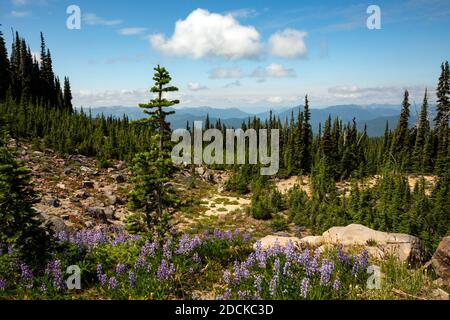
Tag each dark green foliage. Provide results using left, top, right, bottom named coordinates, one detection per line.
left=128, top=66, right=179, bottom=237
left=0, top=28, right=10, bottom=101
left=0, top=119, right=53, bottom=267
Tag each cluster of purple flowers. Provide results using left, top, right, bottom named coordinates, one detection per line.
left=212, top=228, right=251, bottom=243
left=156, top=259, right=175, bottom=280
left=135, top=239, right=158, bottom=270
left=96, top=264, right=107, bottom=286
left=45, top=260, right=64, bottom=291
left=176, top=234, right=202, bottom=254
left=300, top=277, right=309, bottom=298
left=319, top=259, right=335, bottom=285
left=0, top=278, right=6, bottom=291
left=351, top=250, right=369, bottom=276
left=115, top=263, right=126, bottom=275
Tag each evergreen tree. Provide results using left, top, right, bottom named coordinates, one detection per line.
left=0, top=119, right=53, bottom=267
left=136, top=65, right=179, bottom=152
left=413, top=90, right=430, bottom=172
left=435, top=61, right=449, bottom=175
left=0, top=27, right=10, bottom=101
left=63, top=76, right=73, bottom=112
left=301, top=95, right=313, bottom=173
left=390, top=90, right=411, bottom=168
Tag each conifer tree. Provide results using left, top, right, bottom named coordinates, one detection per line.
left=413, top=90, right=430, bottom=172
left=63, top=76, right=73, bottom=112
left=301, top=95, right=313, bottom=173
left=390, top=90, right=411, bottom=167
left=0, top=27, right=10, bottom=101
left=129, top=66, right=179, bottom=236
left=136, top=65, right=179, bottom=152
left=435, top=61, right=449, bottom=175
left=0, top=118, right=53, bottom=267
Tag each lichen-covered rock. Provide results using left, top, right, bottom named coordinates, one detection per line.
left=432, top=236, right=450, bottom=287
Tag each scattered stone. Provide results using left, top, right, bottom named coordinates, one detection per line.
left=84, top=221, right=94, bottom=229
left=46, top=216, right=70, bottom=233
left=82, top=181, right=95, bottom=189
left=112, top=174, right=126, bottom=183
left=432, top=236, right=450, bottom=287
left=33, top=151, right=43, bottom=156
left=106, top=194, right=118, bottom=205
left=85, top=207, right=107, bottom=223
left=56, top=183, right=66, bottom=190
left=80, top=166, right=92, bottom=173
left=255, top=235, right=302, bottom=250
left=196, top=167, right=206, bottom=176
left=44, top=148, right=54, bottom=155
left=47, top=198, right=61, bottom=208
left=61, top=214, right=70, bottom=221
left=104, top=207, right=116, bottom=220
left=64, top=167, right=72, bottom=175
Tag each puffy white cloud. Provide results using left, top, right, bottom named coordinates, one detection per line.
left=251, top=63, right=296, bottom=79
left=83, top=13, right=122, bottom=26
left=209, top=67, right=244, bottom=79
left=187, top=82, right=208, bottom=91
left=269, top=28, right=308, bottom=59
left=149, top=8, right=262, bottom=60
left=118, top=27, right=147, bottom=36
left=11, top=10, right=31, bottom=17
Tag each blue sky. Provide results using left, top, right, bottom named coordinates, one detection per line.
left=1, top=0, right=450, bottom=111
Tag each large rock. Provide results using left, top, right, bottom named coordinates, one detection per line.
left=112, top=174, right=126, bottom=183
left=322, top=224, right=427, bottom=263
left=46, top=216, right=70, bottom=233
left=256, top=224, right=427, bottom=264
left=432, top=237, right=450, bottom=287
left=85, top=207, right=108, bottom=223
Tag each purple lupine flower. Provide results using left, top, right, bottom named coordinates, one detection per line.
left=359, top=250, right=369, bottom=270
left=222, top=289, right=231, bottom=300
left=336, top=245, right=345, bottom=263
left=300, top=277, right=309, bottom=298
left=298, top=249, right=311, bottom=266
left=192, top=253, right=201, bottom=264
left=243, top=232, right=251, bottom=243
left=115, top=263, right=126, bottom=275
left=224, top=230, right=233, bottom=241
left=284, top=241, right=296, bottom=261
left=238, top=290, right=251, bottom=300
left=163, top=238, right=172, bottom=259
left=128, top=271, right=136, bottom=288
left=112, top=233, right=126, bottom=247
left=233, top=261, right=241, bottom=284
left=351, top=254, right=360, bottom=276
left=254, top=242, right=267, bottom=268
left=223, top=270, right=231, bottom=285
left=269, top=275, right=278, bottom=297
left=305, top=254, right=319, bottom=277
left=254, top=275, right=262, bottom=294
left=333, top=278, right=341, bottom=290
left=157, top=259, right=175, bottom=280
left=170, top=226, right=177, bottom=236
left=20, top=262, right=33, bottom=281
left=108, top=277, right=118, bottom=290
left=97, top=264, right=107, bottom=286
left=283, top=261, right=292, bottom=278
left=213, top=228, right=221, bottom=239
left=319, top=259, right=335, bottom=285
left=273, top=258, right=281, bottom=274
left=45, top=260, right=64, bottom=290
left=135, top=240, right=158, bottom=269
left=0, top=278, right=6, bottom=291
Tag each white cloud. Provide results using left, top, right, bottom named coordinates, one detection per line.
left=118, top=27, right=148, bottom=36
left=83, top=13, right=122, bottom=26
left=11, top=10, right=31, bottom=17
left=209, top=67, right=243, bottom=79
left=187, top=82, right=208, bottom=91
left=269, top=28, right=308, bottom=59
left=251, top=63, right=296, bottom=78
left=224, top=80, right=241, bottom=88
left=149, top=8, right=262, bottom=60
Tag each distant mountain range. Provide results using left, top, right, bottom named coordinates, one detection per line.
left=81, top=104, right=435, bottom=137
